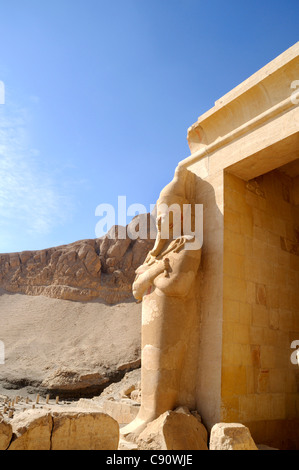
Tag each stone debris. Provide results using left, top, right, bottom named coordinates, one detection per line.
left=1, top=391, right=278, bottom=450
left=0, top=393, right=70, bottom=421
left=118, top=437, right=139, bottom=451
left=0, top=371, right=142, bottom=428
left=50, top=409, right=119, bottom=451
left=209, top=423, right=258, bottom=450
left=3, top=407, right=119, bottom=451
left=75, top=394, right=140, bottom=426
left=130, top=389, right=141, bottom=403
left=136, top=407, right=208, bottom=451
left=94, top=398, right=140, bottom=426
left=0, top=417, right=12, bottom=450
left=9, top=409, right=53, bottom=450
left=89, top=369, right=141, bottom=425
left=121, top=384, right=136, bottom=399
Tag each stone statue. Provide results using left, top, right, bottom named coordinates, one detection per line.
left=121, top=166, right=202, bottom=439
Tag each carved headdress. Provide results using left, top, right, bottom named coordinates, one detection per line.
left=157, top=165, right=196, bottom=207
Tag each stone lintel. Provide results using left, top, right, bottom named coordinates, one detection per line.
left=183, top=42, right=299, bottom=175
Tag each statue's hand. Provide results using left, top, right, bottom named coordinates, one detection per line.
left=133, top=260, right=165, bottom=300
left=135, top=264, right=151, bottom=275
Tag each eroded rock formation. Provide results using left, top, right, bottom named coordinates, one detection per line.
left=0, top=214, right=155, bottom=304
left=0, top=215, right=154, bottom=396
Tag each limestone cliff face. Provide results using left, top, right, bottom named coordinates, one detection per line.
left=0, top=215, right=155, bottom=304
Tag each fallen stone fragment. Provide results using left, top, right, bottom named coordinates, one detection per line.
left=7, top=408, right=119, bottom=450
left=121, top=384, right=136, bottom=398
left=0, top=417, right=12, bottom=450
left=209, top=423, right=258, bottom=450
left=118, top=438, right=139, bottom=450
left=137, top=408, right=208, bottom=450
left=130, top=390, right=141, bottom=403
left=9, top=409, right=52, bottom=450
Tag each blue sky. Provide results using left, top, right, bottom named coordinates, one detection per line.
left=0, top=0, right=298, bottom=253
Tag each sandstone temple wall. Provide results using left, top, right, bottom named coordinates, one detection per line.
left=177, top=41, right=299, bottom=449
left=222, top=168, right=299, bottom=449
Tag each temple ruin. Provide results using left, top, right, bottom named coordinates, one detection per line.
left=176, top=41, right=299, bottom=449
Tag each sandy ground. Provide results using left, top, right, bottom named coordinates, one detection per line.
left=0, top=288, right=141, bottom=398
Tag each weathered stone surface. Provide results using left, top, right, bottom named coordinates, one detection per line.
left=175, top=406, right=208, bottom=443
left=0, top=417, right=12, bottom=450
left=130, top=389, right=141, bottom=403
left=95, top=398, right=140, bottom=425
left=75, top=399, right=104, bottom=412
left=7, top=408, right=119, bottom=450
left=94, top=368, right=141, bottom=404
left=51, top=410, right=119, bottom=450
left=0, top=215, right=154, bottom=304
left=121, top=384, right=136, bottom=398
left=174, top=44, right=299, bottom=452
left=75, top=395, right=140, bottom=425
left=40, top=370, right=111, bottom=396
left=118, top=438, right=139, bottom=450
left=76, top=369, right=141, bottom=425
left=136, top=408, right=208, bottom=450
left=9, top=409, right=52, bottom=450
left=209, top=423, right=258, bottom=450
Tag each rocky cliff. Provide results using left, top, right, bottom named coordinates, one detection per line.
left=0, top=214, right=155, bottom=304
left=0, top=214, right=155, bottom=398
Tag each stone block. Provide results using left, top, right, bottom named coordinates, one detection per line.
left=0, top=417, right=12, bottom=450
left=7, top=408, right=119, bottom=450
left=96, top=398, right=140, bottom=425
left=137, top=408, right=208, bottom=450
left=209, top=423, right=258, bottom=450
left=51, top=409, right=119, bottom=450
left=9, top=409, right=52, bottom=450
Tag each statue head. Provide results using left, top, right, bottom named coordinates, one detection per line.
left=150, top=166, right=196, bottom=257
